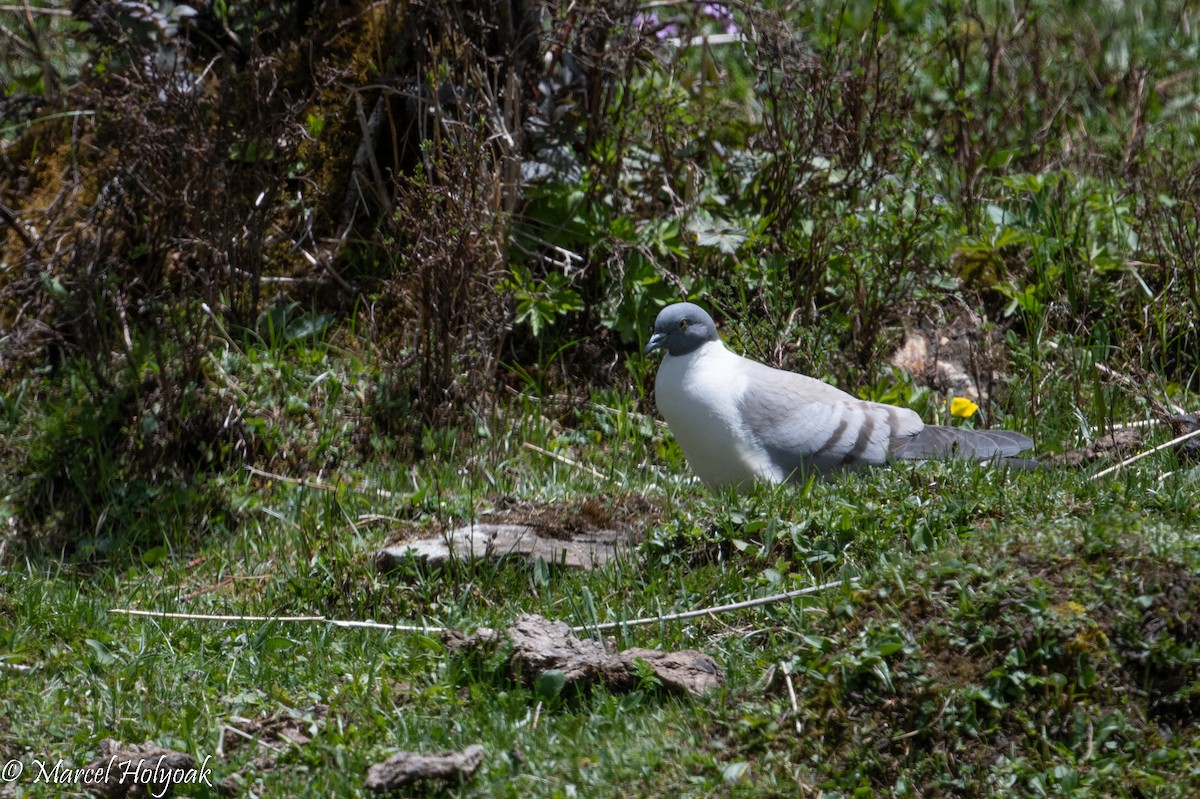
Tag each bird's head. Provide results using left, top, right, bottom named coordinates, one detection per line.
left=644, top=302, right=720, bottom=357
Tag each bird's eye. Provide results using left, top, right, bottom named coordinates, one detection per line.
left=678, top=319, right=689, bottom=330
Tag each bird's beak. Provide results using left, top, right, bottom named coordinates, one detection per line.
left=644, top=332, right=666, bottom=355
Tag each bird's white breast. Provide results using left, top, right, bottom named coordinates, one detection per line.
left=654, top=342, right=781, bottom=488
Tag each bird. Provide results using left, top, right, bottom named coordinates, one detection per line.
left=643, top=302, right=1035, bottom=489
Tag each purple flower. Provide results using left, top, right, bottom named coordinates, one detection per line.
left=632, top=11, right=658, bottom=29
left=633, top=10, right=679, bottom=39
left=702, top=3, right=738, bottom=35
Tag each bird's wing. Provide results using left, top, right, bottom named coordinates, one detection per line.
left=734, top=359, right=925, bottom=476
left=893, top=425, right=1033, bottom=460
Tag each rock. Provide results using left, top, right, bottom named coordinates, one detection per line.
left=507, top=614, right=610, bottom=685
left=1172, top=414, right=1200, bottom=461
left=1052, top=428, right=1143, bottom=468
left=441, top=626, right=501, bottom=653
left=82, top=740, right=203, bottom=798
left=609, top=647, right=726, bottom=695
left=364, top=744, right=485, bottom=792
left=376, top=523, right=626, bottom=572
left=505, top=614, right=724, bottom=696
left=892, top=326, right=986, bottom=403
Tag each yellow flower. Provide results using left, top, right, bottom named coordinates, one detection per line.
left=950, top=397, right=979, bottom=419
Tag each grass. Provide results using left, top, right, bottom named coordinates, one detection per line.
left=1, top=328, right=1198, bottom=798
left=3, top=1, right=1200, bottom=796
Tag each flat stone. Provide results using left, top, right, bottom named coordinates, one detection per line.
left=501, top=614, right=724, bottom=696
left=364, top=744, right=484, bottom=792
left=82, top=739, right=198, bottom=798
left=376, top=523, right=626, bottom=571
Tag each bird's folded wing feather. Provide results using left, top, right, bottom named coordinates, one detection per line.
left=892, top=425, right=1033, bottom=460
left=734, top=361, right=925, bottom=474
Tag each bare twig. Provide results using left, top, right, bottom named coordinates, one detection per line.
left=1091, top=360, right=1185, bottom=416
left=218, top=724, right=284, bottom=757
left=297, top=242, right=354, bottom=293
left=569, top=579, right=854, bottom=632
left=0, top=4, right=70, bottom=13
left=1097, top=419, right=1167, bottom=433
left=110, top=608, right=443, bottom=633
left=245, top=464, right=340, bottom=492
left=0, top=202, right=36, bottom=248
left=356, top=513, right=406, bottom=525
left=523, top=441, right=607, bottom=480
left=110, top=580, right=853, bottom=637
left=781, top=660, right=801, bottom=733
left=1091, top=427, right=1200, bottom=481
left=200, top=302, right=245, bottom=357
left=663, top=32, right=748, bottom=47
left=244, top=464, right=397, bottom=498
left=341, top=92, right=390, bottom=228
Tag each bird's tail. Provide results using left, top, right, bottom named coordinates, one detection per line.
left=893, top=425, right=1034, bottom=462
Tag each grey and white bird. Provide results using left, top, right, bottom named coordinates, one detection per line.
left=643, top=302, right=1034, bottom=489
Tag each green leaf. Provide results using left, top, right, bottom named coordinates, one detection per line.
left=534, top=669, right=566, bottom=700
left=876, top=640, right=904, bottom=657
left=284, top=313, right=332, bottom=344
left=262, top=636, right=296, bottom=654
left=85, top=638, right=117, bottom=666
left=140, top=546, right=168, bottom=567
left=721, top=761, right=750, bottom=782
